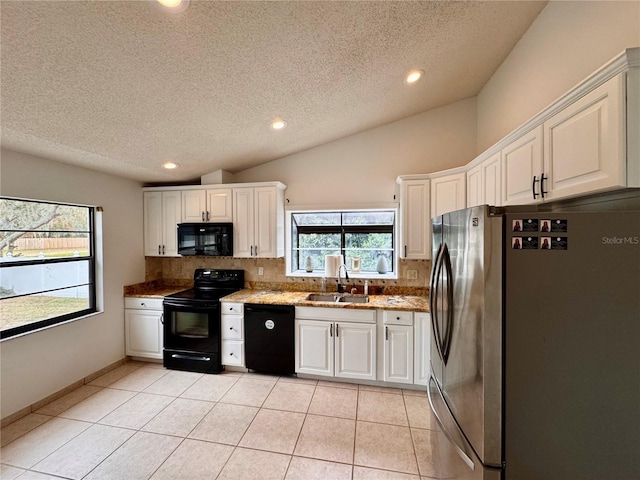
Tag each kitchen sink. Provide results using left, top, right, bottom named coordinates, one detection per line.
left=305, top=294, right=370, bottom=303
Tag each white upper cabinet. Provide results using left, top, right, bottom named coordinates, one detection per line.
left=501, top=126, right=544, bottom=206
left=182, top=188, right=233, bottom=223
left=466, top=164, right=482, bottom=208
left=233, top=185, right=285, bottom=258
left=495, top=50, right=639, bottom=205
left=397, top=177, right=430, bottom=259
left=143, top=191, right=181, bottom=257
left=430, top=171, right=466, bottom=217
left=482, top=153, right=502, bottom=206
left=543, top=75, right=625, bottom=200
left=467, top=153, right=502, bottom=207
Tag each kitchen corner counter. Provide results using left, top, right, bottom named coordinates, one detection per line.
left=123, top=280, right=190, bottom=298
left=220, top=289, right=429, bottom=312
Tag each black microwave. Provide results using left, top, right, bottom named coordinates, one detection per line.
left=177, top=223, right=233, bottom=256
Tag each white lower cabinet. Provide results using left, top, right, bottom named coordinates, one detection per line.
left=414, top=312, right=431, bottom=386
left=221, top=302, right=245, bottom=366
left=379, top=310, right=414, bottom=384
left=124, top=297, right=163, bottom=359
left=295, top=307, right=376, bottom=381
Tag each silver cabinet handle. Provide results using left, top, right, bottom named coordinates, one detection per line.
left=202, top=211, right=205, bottom=221
left=336, top=323, right=339, bottom=337
left=162, top=245, right=165, bottom=255
left=330, top=324, right=333, bottom=337
left=158, top=245, right=161, bottom=255
left=404, top=245, right=407, bottom=257
left=385, top=326, right=388, bottom=340
left=206, top=211, right=210, bottom=221
left=160, top=313, right=164, bottom=325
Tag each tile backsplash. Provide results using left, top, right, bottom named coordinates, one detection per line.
left=146, top=257, right=430, bottom=296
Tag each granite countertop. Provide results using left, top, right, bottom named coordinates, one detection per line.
left=124, top=283, right=429, bottom=312
left=123, top=280, right=191, bottom=298
left=220, top=289, right=429, bottom=312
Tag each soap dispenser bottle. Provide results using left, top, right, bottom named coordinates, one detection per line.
left=364, top=280, right=369, bottom=295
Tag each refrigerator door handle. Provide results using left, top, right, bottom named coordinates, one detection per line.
left=441, top=245, right=454, bottom=364
left=430, top=243, right=446, bottom=362
left=427, top=375, right=476, bottom=471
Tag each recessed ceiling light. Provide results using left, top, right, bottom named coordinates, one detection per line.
left=156, top=0, right=190, bottom=13
left=270, top=119, right=287, bottom=130
left=162, top=161, right=178, bottom=170
left=405, top=69, right=424, bottom=84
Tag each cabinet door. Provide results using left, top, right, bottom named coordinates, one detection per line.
left=206, top=188, right=233, bottom=222
left=335, top=322, right=376, bottom=381
left=143, top=192, right=163, bottom=256
left=501, top=126, right=543, bottom=205
left=431, top=173, right=466, bottom=218
left=182, top=190, right=207, bottom=223
left=466, top=165, right=482, bottom=208
left=482, top=153, right=502, bottom=207
left=253, top=187, right=278, bottom=257
left=383, top=324, right=413, bottom=384
left=232, top=188, right=254, bottom=258
left=296, top=320, right=333, bottom=377
left=544, top=76, right=624, bottom=201
left=162, top=191, right=181, bottom=257
left=125, top=309, right=163, bottom=359
left=414, top=312, right=431, bottom=386
left=399, top=179, right=430, bottom=259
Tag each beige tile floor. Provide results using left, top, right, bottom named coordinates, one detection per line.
left=0, top=362, right=438, bottom=480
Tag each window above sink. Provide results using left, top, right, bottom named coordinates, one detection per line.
left=285, top=208, right=398, bottom=279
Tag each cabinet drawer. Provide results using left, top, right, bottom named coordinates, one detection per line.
left=221, top=315, right=243, bottom=340
left=382, top=310, right=413, bottom=326
left=221, top=302, right=244, bottom=314
left=124, top=297, right=163, bottom=310
left=222, top=340, right=244, bottom=366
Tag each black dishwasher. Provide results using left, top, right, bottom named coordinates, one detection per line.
left=244, top=304, right=295, bottom=375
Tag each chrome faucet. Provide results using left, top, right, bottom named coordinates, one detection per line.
left=337, top=264, right=349, bottom=293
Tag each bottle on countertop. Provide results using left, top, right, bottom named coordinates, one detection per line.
left=364, top=280, right=369, bottom=295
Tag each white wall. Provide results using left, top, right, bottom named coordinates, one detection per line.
left=233, top=97, right=477, bottom=207
left=477, top=1, right=640, bottom=152
left=0, top=149, right=145, bottom=419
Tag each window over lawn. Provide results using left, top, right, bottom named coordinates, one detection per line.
left=288, top=209, right=396, bottom=277
left=0, top=197, right=97, bottom=339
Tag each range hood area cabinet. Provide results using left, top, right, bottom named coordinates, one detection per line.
left=182, top=188, right=233, bottom=223
left=143, top=181, right=286, bottom=258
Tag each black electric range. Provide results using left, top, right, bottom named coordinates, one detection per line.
left=163, top=269, right=244, bottom=373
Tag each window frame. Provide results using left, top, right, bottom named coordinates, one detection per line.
left=0, top=197, right=98, bottom=340
left=286, top=207, right=398, bottom=279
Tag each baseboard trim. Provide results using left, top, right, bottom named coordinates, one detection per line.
left=1, top=357, right=128, bottom=428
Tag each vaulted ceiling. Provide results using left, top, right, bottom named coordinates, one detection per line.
left=1, top=1, right=547, bottom=183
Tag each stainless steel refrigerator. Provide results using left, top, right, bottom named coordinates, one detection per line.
left=427, top=200, right=640, bottom=480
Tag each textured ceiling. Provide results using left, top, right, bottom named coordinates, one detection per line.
left=1, top=1, right=546, bottom=184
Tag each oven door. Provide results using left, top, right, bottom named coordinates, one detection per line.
left=163, top=300, right=220, bottom=353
